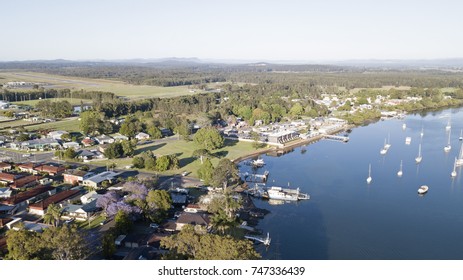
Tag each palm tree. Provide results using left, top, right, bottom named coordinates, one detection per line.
left=43, top=203, right=62, bottom=227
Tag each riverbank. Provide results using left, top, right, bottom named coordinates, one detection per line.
left=232, top=124, right=354, bottom=164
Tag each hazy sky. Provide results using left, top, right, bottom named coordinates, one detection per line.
left=1, top=0, right=462, bottom=61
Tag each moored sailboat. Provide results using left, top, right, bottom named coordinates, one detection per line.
left=451, top=157, right=457, bottom=178
left=397, top=160, right=403, bottom=177
left=444, top=129, right=452, bottom=152
left=415, top=143, right=422, bottom=163
left=366, top=164, right=372, bottom=184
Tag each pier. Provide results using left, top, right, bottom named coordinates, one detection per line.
left=242, top=170, right=269, bottom=183
left=245, top=232, right=271, bottom=246
left=323, top=134, right=349, bottom=142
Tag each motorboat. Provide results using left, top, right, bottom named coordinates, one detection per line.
left=418, top=185, right=429, bottom=194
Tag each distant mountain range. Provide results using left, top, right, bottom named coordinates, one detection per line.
left=2, top=57, right=463, bottom=69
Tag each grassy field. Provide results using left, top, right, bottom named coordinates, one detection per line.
left=24, top=118, right=81, bottom=132
left=0, top=119, right=30, bottom=129
left=92, top=139, right=267, bottom=177
left=11, top=98, right=90, bottom=106
left=0, top=71, right=205, bottom=100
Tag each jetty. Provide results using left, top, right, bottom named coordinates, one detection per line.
left=323, top=134, right=349, bottom=142
left=245, top=232, right=271, bottom=246
left=242, top=170, right=270, bottom=183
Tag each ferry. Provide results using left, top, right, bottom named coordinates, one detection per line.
left=263, top=186, right=310, bottom=201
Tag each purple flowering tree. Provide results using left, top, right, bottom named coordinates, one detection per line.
left=96, top=191, right=120, bottom=212
left=106, top=201, right=143, bottom=218
left=123, top=182, right=148, bottom=202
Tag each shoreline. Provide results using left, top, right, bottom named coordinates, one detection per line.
left=232, top=124, right=354, bottom=164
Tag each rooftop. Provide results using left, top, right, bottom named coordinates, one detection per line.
left=29, top=189, right=81, bottom=211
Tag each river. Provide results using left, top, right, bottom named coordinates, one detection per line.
left=239, top=107, right=463, bottom=259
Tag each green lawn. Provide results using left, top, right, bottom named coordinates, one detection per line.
left=92, top=139, right=267, bottom=177
left=0, top=71, right=205, bottom=100
left=25, top=118, right=81, bottom=133
left=0, top=119, right=30, bottom=129
left=75, top=214, right=106, bottom=230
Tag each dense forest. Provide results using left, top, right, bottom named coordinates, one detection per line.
left=3, top=60, right=463, bottom=89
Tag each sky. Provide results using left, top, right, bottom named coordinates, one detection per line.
left=1, top=0, right=463, bottom=61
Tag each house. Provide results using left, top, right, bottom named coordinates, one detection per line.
left=82, top=171, right=120, bottom=189
left=17, top=162, right=39, bottom=174
left=28, top=189, right=81, bottom=216
left=0, top=162, right=12, bottom=172
left=39, top=177, right=53, bottom=185
left=61, top=200, right=98, bottom=221
left=175, top=212, right=210, bottom=231
left=160, top=128, right=173, bottom=137
left=170, top=192, right=188, bottom=206
left=62, top=141, right=80, bottom=149
left=11, top=175, right=41, bottom=189
left=0, top=172, right=23, bottom=185
left=80, top=190, right=100, bottom=204
left=111, top=133, right=129, bottom=141
left=34, top=164, right=66, bottom=176
left=76, top=149, right=105, bottom=162
left=0, top=187, right=12, bottom=198
left=94, top=134, right=114, bottom=144
left=63, top=169, right=94, bottom=185
left=81, top=137, right=95, bottom=147
left=17, top=138, right=61, bottom=151
left=0, top=185, right=55, bottom=214
left=47, top=130, right=68, bottom=140
left=135, top=132, right=150, bottom=140
left=184, top=204, right=202, bottom=213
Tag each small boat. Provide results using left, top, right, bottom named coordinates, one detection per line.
left=418, top=185, right=429, bottom=194
left=385, top=134, right=391, bottom=149
left=380, top=138, right=388, bottom=155
left=415, top=143, right=422, bottom=163
left=446, top=118, right=451, bottom=131
left=366, top=164, right=372, bottom=184
left=252, top=158, right=265, bottom=167
left=397, top=160, right=403, bottom=177
left=444, top=128, right=452, bottom=152
left=457, top=143, right=463, bottom=166
left=420, top=127, right=424, bottom=138
left=451, top=157, right=457, bottom=178
left=405, top=137, right=411, bottom=145
left=402, top=123, right=406, bottom=130
left=459, top=129, right=462, bottom=141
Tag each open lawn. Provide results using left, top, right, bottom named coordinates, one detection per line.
left=92, top=139, right=268, bottom=177
left=0, top=119, right=30, bottom=129
left=0, top=71, right=205, bottom=100
left=24, top=118, right=81, bottom=133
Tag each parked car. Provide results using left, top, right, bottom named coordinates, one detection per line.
left=149, top=223, right=159, bottom=229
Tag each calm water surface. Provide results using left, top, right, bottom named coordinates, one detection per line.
left=240, top=107, right=463, bottom=259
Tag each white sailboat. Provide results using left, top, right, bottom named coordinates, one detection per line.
left=385, top=133, right=391, bottom=149
left=459, top=129, right=462, bottom=141
left=380, top=139, right=388, bottom=155
left=366, top=164, right=372, bottom=184
left=402, top=123, right=406, bottom=130
left=444, top=129, right=452, bottom=152
left=420, top=127, right=424, bottom=138
left=415, top=143, right=422, bottom=163
left=451, top=157, right=457, bottom=177
left=456, top=142, right=463, bottom=166
left=397, top=160, right=403, bottom=177
left=446, top=117, right=451, bottom=131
